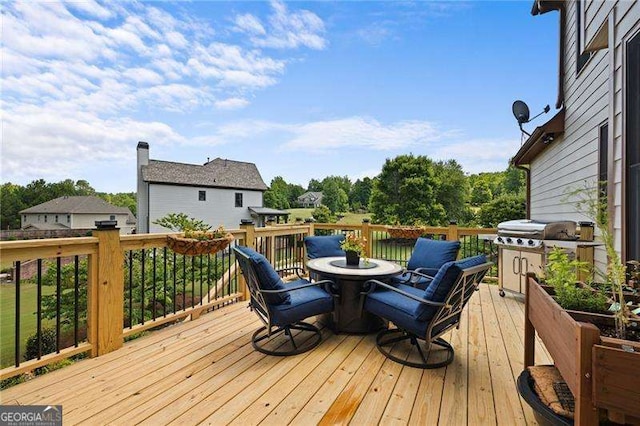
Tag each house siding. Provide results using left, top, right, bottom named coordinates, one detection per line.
left=148, top=184, right=262, bottom=232
left=530, top=0, right=609, bottom=270
left=21, top=213, right=133, bottom=234
left=529, top=1, right=639, bottom=269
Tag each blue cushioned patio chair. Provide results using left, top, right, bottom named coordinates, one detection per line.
left=304, top=234, right=345, bottom=259
left=363, top=255, right=491, bottom=369
left=234, top=245, right=335, bottom=356
left=304, top=234, right=345, bottom=281
left=390, top=238, right=461, bottom=290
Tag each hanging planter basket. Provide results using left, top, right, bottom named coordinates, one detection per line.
left=386, top=226, right=425, bottom=239
left=167, top=233, right=234, bottom=256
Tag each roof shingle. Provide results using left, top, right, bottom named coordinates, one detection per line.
left=20, top=196, right=133, bottom=215
left=141, top=158, right=268, bottom=191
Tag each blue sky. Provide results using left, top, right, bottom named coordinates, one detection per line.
left=1, top=1, right=559, bottom=193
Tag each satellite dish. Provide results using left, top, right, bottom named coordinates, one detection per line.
left=512, top=100, right=530, bottom=124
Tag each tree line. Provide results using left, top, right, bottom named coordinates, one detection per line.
left=1, top=179, right=136, bottom=230
left=263, top=154, right=526, bottom=227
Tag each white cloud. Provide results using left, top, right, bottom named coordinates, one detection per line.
left=281, top=117, right=448, bottom=152
left=215, top=98, right=250, bottom=110
left=430, top=138, right=517, bottom=173
left=234, top=14, right=266, bottom=36
left=234, top=0, right=326, bottom=50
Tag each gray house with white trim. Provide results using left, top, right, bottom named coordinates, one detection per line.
left=20, top=196, right=136, bottom=234
left=513, top=1, right=639, bottom=268
left=136, top=142, right=270, bottom=233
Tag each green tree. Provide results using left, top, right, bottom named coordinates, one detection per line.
left=369, top=154, right=446, bottom=225
left=477, top=194, right=525, bottom=227
left=322, top=180, right=348, bottom=213
left=502, top=164, right=526, bottom=195
left=1, top=183, right=26, bottom=229
left=349, top=178, right=373, bottom=211
left=322, top=176, right=352, bottom=196
left=432, top=160, right=471, bottom=224
left=287, top=184, right=305, bottom=207
left=307, top=179, right=323, bottom=192
left=311, top=205, right=335, bottom=223
left=470, top=181, right=493, bottom=206
left=263, top=176, right=290, bottom=209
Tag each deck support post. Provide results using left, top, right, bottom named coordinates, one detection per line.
left=94, top=221, right=124, bottom=356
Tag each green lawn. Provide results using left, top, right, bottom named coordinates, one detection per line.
left=286, top=208, right=371, bottom=225
left=0, top=283, right=55, bottom=368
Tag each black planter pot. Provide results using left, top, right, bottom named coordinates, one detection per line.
left=517, top=369, right=573, bottom=426
left=345, top=250, right=360, bottom=266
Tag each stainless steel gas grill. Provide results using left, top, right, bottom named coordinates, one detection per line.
left=493, top=219, right=597, bottom=297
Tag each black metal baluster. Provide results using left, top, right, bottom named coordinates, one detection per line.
left=74, top=256, right=79, bottom=347
left=141, top=249, right=146, bottom=325
left=207, top=254, right=211, bottom=303
left=163, top=248, right=167, bottom=317
left=214, top=252, right=219, bottom=299
left=15, top=261, right=21, bottom=367
left=152, top=248, right=157, bottom=321
left=172, top=252, right=177, bottom=313
left=227, top=250, right=231, bottom=296
left=191, top=256, right=195, bottom=308
left=56, top=257, right=61, bottom=353
left=36, top=259, right=42, bottom=359
left=182, top=254, right=186, bottom=309
left=128, top=251, right=133, bottom=328
left=199, top=255, right=203, bottom=305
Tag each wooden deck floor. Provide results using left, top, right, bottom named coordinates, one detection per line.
left=1, top=284, right=551, bottom=425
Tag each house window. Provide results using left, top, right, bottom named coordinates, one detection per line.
left=576, top=0, right=592, bottom=74
left=44, top=215, right=47, bottom=223
left=110, top=215, right=116, bottom=221
left=23, top=215, right=26, bottom=222
left=38, top=215, right=41, bottom=222
left=235, top=193, right=243, bottom=207
left=598, top=122, right=608, bottom=198
left=55, top=215, right=58, bottom=222
left=67, top=215, right=71, bottom=223
left=198, top=190, right=206, bottom=201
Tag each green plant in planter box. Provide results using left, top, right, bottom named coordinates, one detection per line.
left=546, top=247, right=608, bottom=313
left=565, top=182, right=630, bottom=338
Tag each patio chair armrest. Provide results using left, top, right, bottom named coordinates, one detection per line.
left=275, top=266, right=306, bottom=279
left=362, top=279, right=447, bottom=307
left=411, top=268, right=435, bottom=280
left=259, top=279, right=334, bottom=294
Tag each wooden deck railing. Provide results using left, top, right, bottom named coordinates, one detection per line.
left=0, top=221, right=496, bottom=380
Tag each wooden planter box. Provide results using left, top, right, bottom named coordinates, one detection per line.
left=524, top=276, right=640, bottom=425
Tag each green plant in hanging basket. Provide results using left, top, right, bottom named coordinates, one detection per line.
left=154, top=213, right=233, bottom=256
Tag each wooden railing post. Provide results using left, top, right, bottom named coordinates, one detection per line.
left=239, top=220, right=256, bottom=301
left=362, top=219, right=371, bottom=258
left=447, top=220, right=458, bottom=242
left=93, top=221, right=124, bottom=356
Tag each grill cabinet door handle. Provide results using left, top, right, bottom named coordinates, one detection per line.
left=521, top=257, right=529, bottom=277
left=512, top=256, right=520, bottom=275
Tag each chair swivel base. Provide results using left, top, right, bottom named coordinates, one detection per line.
left=376, top=328, right=454, bottom=369
left=252, top=321, right=322, bottom=356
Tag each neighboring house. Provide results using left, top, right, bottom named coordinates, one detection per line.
left=297, top=191, right=323, bottom=208
left=137, top=142, right=276, bottom=233
left=513, top=1, right=639, bottom=267
left=20, top=196, right=136, bottom=235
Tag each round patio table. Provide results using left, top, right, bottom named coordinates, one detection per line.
left=306, top=256, right=402, bottom=334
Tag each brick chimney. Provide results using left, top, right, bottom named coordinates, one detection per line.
left=136, top=142, right=149, bottom=233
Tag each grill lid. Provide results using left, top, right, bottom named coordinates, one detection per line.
left=497, top=219, right=577, bottom=240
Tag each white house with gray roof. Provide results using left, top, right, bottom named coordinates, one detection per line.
left=20, top=196, right=136, bottom=234
left=137, top=142, right=270, bottom=233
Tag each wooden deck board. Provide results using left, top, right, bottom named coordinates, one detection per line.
left=0, top=284, right=541, bottom=425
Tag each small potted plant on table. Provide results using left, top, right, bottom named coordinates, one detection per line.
left=154, top=213, right=234, bottom=256
left=340, top=232, right=367, bottom=266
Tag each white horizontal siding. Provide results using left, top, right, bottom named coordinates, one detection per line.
left=148, top=184, right=262, bottom=233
